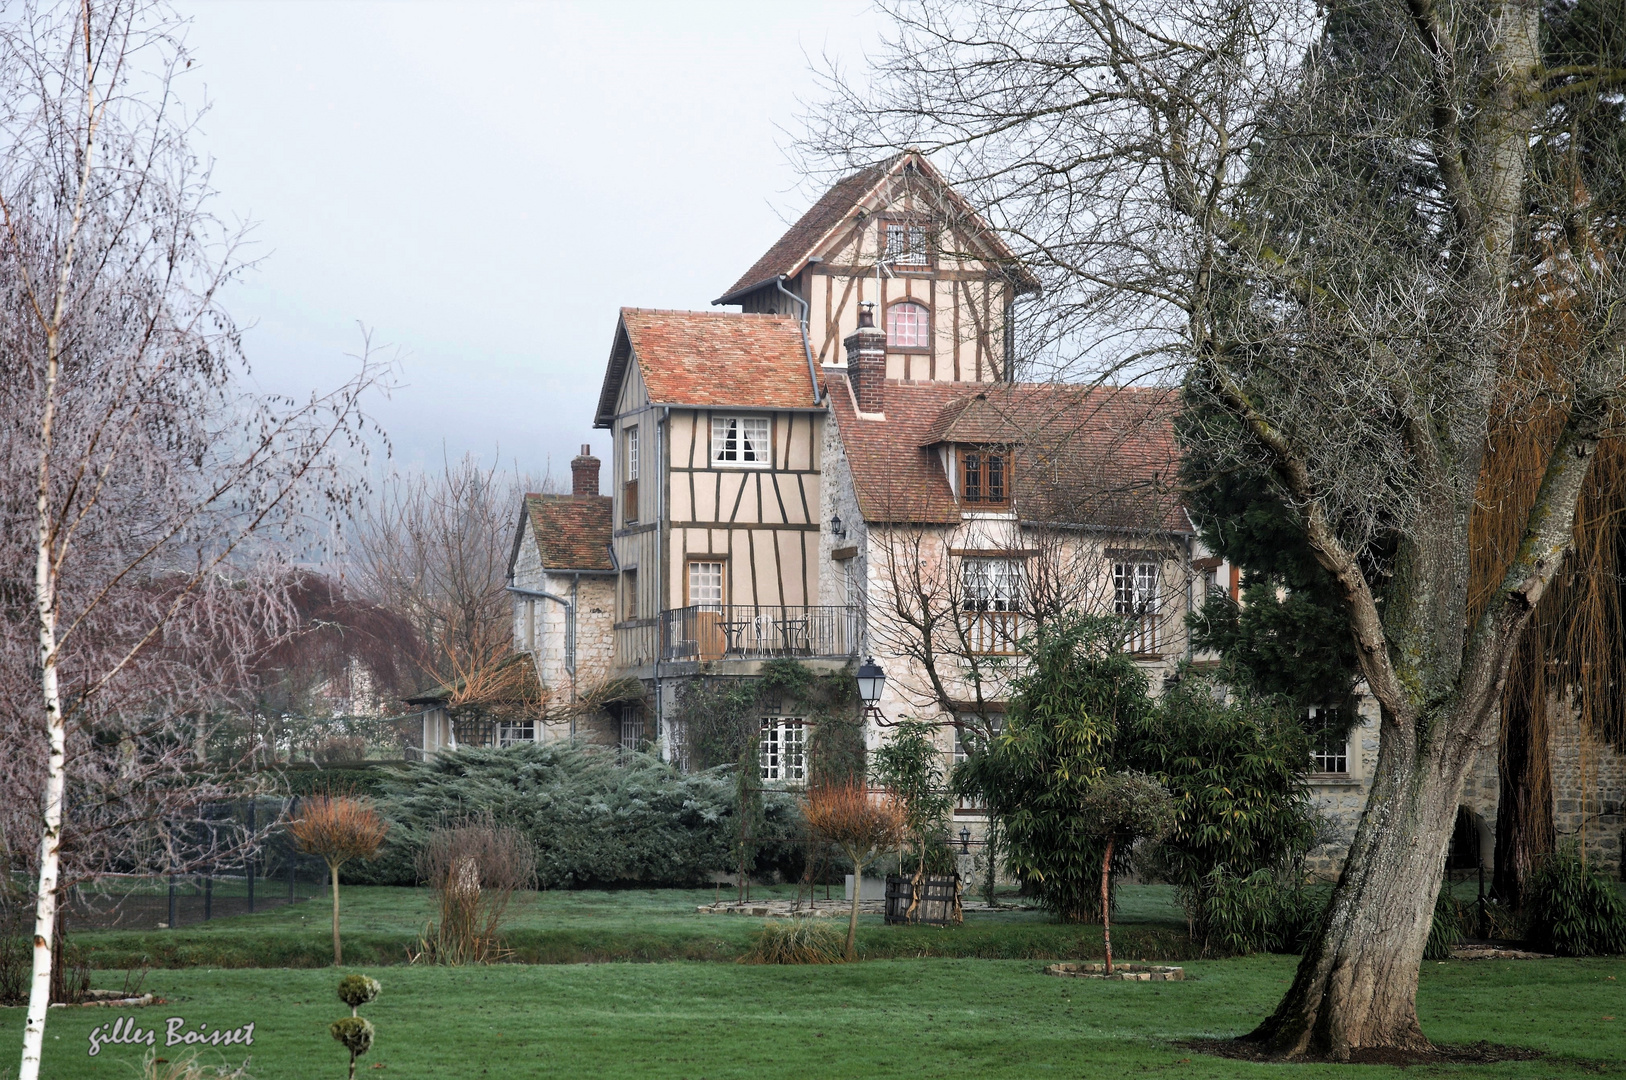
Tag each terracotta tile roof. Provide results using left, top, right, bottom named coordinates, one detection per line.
left=716, top=152, right=1038, bottom=304
left=524, top=493, right=614, bottom=572
left=595, top=309, right=817, bottom=426
left=827, top=376, right=1190, bottom=533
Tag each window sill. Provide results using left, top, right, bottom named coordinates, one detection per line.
left=1307, top=773, right=1361, bottom=786
left=710, top=460, right=771, bottom=470
left=960, top=508, right=1015, bottom=518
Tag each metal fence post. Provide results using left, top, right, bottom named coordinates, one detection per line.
left=246, top=798, right=256, bottom=913
left=167, top=871, right=177, bottom=929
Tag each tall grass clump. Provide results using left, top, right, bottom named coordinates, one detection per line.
left=1526, top=843, right=1626, bottom=956
left=740, top=917, right=846, bottom=964
left=413, top=815, right=536, bottom=964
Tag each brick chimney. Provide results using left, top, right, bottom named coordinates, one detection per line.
left=844, top=303, right=887, bottom=414
left=570, top=444, right=600, bottom=496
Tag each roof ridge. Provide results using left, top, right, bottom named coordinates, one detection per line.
left=621, top=307, right=794, bottom=319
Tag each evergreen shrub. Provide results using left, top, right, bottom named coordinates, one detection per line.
left=1527, top=842, right=1626, bottom=956
left=375, top=742, right=800, bottom=889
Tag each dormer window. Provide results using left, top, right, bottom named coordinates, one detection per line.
left=959, top=446, right=1010, bottom=507
left=885, top=221, right=929, bottom=266
left=711, top=415, right=771, bottom=467
left=888, top=301, right=930, bottom=349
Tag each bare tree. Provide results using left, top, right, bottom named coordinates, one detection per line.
left=806, top=0, right=1626, bottom=1058
left=349, top=454, right=548, bottom=717
left=0, top=3, right=384, bottom=1075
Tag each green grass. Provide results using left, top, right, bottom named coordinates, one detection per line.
left=4, top=954, right=1622, bottom=1079
left=65, top=885, right=1197, bottom=969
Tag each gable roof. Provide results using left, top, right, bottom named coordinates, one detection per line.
left=594, top=309, right=818, bottom=428
left=715, top=152, right=1039, bottom=305
left=827, top=375, right=1189, bottom=533
left=514, top=493, right=615, bottom=573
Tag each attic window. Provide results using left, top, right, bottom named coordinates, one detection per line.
left=888, top=301, right=930, bottom=349
left=959, top=446, right=1010, bottom=507
left=711, top=416, right=771, bottom=467
left=885, top=222, right=928, bottom=266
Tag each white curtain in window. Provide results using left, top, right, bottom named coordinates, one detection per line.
left=961, top=558, right=1022, bottom=611
left=711, top=416, right=770, bottom=464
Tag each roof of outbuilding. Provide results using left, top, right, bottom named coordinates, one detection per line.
left=826, top=375, right=1189, bottom=533
left=522, top=493, right=614, bottom=572
left=594, top=309, right=819, bottom=427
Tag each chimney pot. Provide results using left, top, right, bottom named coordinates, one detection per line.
left=570, top=446, right=600, bottom=496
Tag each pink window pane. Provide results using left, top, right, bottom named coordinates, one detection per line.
left=888, top=302, right=929, bottom=348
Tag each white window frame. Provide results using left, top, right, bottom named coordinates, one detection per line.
left=687, top=560, right=724, bottom=607
left=961, top=557, right=1023, bottom=655
left=1309, top=705, right=1349, bottom=775
left=497, top=719, right=535, bottom=748
left=759, top=717, right=807, bottom=786
left=625, top=424, right=639, bottom=481
left=1114, top=561, right=1161, bottom=653
left=887, top=301, right=931, bottom=348
left=710, top=415, right=771, bottom=468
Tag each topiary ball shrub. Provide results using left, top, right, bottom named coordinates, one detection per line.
left=330, top=1016, right=374, bottom=1079
left=1527, top=843, right=1626, bottom=956
left=740, top=917, right=846, bottom=965
left=336, top=974, right=380, bottom=1015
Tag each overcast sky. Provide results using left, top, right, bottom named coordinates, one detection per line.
left=174, top=0, right=883, bottom=483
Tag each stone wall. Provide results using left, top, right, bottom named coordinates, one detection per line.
left=1552, top=705, right=1626, bottom=879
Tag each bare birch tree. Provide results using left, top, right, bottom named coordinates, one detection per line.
left=0, top=4, right=384, bottom=1075
left=806, top=0, right=1626, bottom=1058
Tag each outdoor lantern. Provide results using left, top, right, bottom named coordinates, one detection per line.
left=960, top=827, right=971, bottom=854
left=856, top=657, right=886, bottom=706
left=830, top=513, right=846, bottom=539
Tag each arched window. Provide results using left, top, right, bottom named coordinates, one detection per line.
left=887, top=301, right=930, bottom=348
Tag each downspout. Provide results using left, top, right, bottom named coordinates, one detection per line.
left=655, top=407, right=671, bottom=760
left=776, top=275, right=822, bottom=405
left=506, top=584, right=574, bottom=677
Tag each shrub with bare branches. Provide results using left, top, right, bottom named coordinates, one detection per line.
left=288, top=797, right=389, bottom=965
left=413, top=815, right=536, bottom=965
left=802, top=785, right=906, bottom=960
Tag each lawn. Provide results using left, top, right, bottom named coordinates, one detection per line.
left=3, top=954, right=1622, bottom=1079
left=65, top=884, right=1198, bottom=969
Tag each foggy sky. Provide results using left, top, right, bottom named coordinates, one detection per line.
left=175, top=0, right=880, bottom=483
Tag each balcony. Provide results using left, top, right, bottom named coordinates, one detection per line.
left=614, top=605, right=860, bottom=668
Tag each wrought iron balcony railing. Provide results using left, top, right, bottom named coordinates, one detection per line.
left=614, top=604, right=860, bottom=667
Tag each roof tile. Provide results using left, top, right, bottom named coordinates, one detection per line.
left=828, top=377, right=1189, bottom=533
left=619, top=308, right=817, bottom=411
left=525, top=494, right=614, bottom=572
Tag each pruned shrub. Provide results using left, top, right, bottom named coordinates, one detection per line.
left=337, top=974, right=381, bottom=1014
left=804, top=783, right=907, bottom=959
left=741, top=917, right=845, bottom=964
left=413, top=815, right=536, bottom=964
left=1527, top=842, right=1626, bottom=956
left=288, top=795, right=389, bottom=965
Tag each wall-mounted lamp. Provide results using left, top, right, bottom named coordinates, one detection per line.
left=830, top=513, right=846, bottom=540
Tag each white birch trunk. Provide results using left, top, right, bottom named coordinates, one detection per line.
left=22, top=336, right=64, bottom=1080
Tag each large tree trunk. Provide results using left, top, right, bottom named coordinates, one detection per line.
left=1249, top=701, right=1487, bottom=1059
